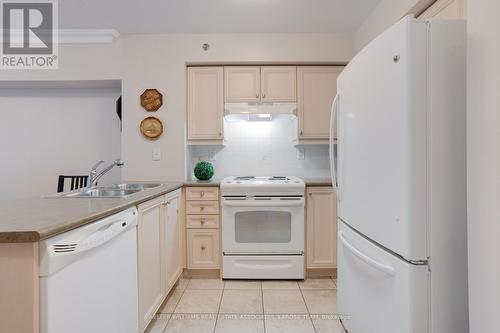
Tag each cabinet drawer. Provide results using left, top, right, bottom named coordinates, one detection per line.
left=186, top=215, right=220, bottom=229
left=186, top=201, right=219, bottom=215
left=187, top=229, right=220, bottom=269
left=186, top=187, right=220, bottom=201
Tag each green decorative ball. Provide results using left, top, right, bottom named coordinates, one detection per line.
left=194, top=161, right=214, bottom=180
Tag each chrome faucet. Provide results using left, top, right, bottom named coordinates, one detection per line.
left=88, top=159, right=124, bottom=188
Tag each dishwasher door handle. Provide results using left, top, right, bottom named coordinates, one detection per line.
left=76, top=220, right=130, bottom=254
left=39, top=207, right=138, bottom=277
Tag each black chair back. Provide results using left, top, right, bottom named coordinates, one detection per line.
left=57, top=175, right=88, bottom=192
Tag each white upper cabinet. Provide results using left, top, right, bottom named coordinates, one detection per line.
left=224, top=66, right=297, bottom=103
left=187, top=67, right=224, bottom=142
left=297, top=66, right=343, bottom=140
left=418, top=0, right=467, bottom=20
left=261, top=66, right=297, bottom=102
left=224, top=66, right=261, bottom=102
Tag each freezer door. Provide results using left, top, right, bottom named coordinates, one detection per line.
left=337, top=17, right=428, bottom=260
left=338, top=220, right=429, bottom=333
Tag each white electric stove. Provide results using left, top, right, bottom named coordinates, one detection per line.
left=221, top=176, right=305, bottom=279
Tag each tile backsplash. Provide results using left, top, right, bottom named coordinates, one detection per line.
left=187, top=117, right=331, bottom=179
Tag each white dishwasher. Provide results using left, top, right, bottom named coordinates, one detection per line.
left=39, top=207, right=139, bottom=333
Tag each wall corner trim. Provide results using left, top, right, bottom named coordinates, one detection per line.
left=58, top=29, right=120, bottom=44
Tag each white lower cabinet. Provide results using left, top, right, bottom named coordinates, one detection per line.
left=185, top=186, right=221, bottom=271
left=187, top=229, right=220, bottom=269
left=137, top=196, right=165, bottom=331
left=306, top=186, right=338, bottom=269
left=163, top=190, right=183, bottom=293
left=137, top=189, right=182, bottom=332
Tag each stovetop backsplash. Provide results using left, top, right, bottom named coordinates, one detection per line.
left=187, top=117, right=330, bottom=179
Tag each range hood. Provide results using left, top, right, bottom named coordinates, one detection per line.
left=224, top=102, right=297, bottom=121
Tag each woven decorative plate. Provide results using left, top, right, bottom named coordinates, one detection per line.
left=140, top=89, right=163, bottom=111
left=140, top=117, right=163, bottom=140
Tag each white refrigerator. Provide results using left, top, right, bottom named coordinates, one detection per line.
left=330, top=16, right=468, bottom=333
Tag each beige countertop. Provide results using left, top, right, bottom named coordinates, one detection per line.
left=301, top=177, right=333, bottom=186
left=184, top=178, right=332, bottom=186
left=1, top=178, right=332, bottom=243
left=0, top=182, right=183, bottom=243
left=184, top=179, right=222, bottom=186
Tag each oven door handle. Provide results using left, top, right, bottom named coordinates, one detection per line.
left=222, top=200, right=304, bottom=207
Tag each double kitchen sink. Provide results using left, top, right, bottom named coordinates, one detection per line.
left=48, top=183, right=162, bottom=198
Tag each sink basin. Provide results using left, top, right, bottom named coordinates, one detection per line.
left=46, top=183, right=163, bottom=198
left=57, top=188, right=141, bottom=198
left=110, top=183, right=162, bottom=191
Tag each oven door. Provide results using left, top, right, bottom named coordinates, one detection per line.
left=221, top=197, right=305, bottom=254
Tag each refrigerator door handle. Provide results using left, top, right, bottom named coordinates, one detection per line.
left=329, top=94, right=339, bottom=194
left=339, top=231, right=395, bottom=276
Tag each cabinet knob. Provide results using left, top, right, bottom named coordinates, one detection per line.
left=256, top=93, right=259, bottom=98
left=200, top=219, right=205, bottom=224
left=262, top=93, right=266, bottom=98
left=300, top=130, right=303, bottom=136
left=200, top=191, right=205, bottom=197
left=201, top=245, right=206, bottom=251
left=200, top=206, right=205, bottom=211
left=218, top=132, right=222, bottom=137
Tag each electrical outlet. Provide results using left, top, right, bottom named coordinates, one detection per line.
left=152, top=148, right=161, bottom=161
left=297, top=148, right=305, bottom=160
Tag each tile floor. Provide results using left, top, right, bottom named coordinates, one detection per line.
left=147, top=277, right=344, bottom=333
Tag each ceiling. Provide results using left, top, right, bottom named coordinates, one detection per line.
left=58, top=0, right=381, bottom=34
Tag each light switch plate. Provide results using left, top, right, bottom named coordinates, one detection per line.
left=208, top=151, right=217, bottom=161
left=152, top=148, right=161, bottom=161
left=297, top=148, right=305, bottom=160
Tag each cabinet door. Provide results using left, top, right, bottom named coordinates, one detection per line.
left=261, top=66, right=297, bottom=102
left=418, top=0, right=466, bottom=20
left=164, top=191, right=182, bottom=293
left=187, top=229, right=220, bottom=269
left=297, top=66, right=343, bottom=139
left=224, top=66, right=261, bottom=102
left=137, top=197, right=165, bottom=330
left=306, top=187, right=337, bottom=268
left=187, top=67, right=224, bottom=141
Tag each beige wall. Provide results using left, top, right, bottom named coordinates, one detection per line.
left=0, top=33, right=353, bottom=183
left=354, top=0, right=435, bottom=52
left=119, top=33, right=352, bottom=182
left=0, top=88, right=122, bottom=201
left=467, top=0, right=500, bottom=331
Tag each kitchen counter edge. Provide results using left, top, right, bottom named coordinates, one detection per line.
left=0, top=183, right=183, bottom=244
left=184, top=178, right=332, bottom=186
left=0, top=178, right=333, bottom=243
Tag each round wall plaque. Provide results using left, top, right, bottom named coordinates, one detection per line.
left=140, top=117, right=163, bottom=140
